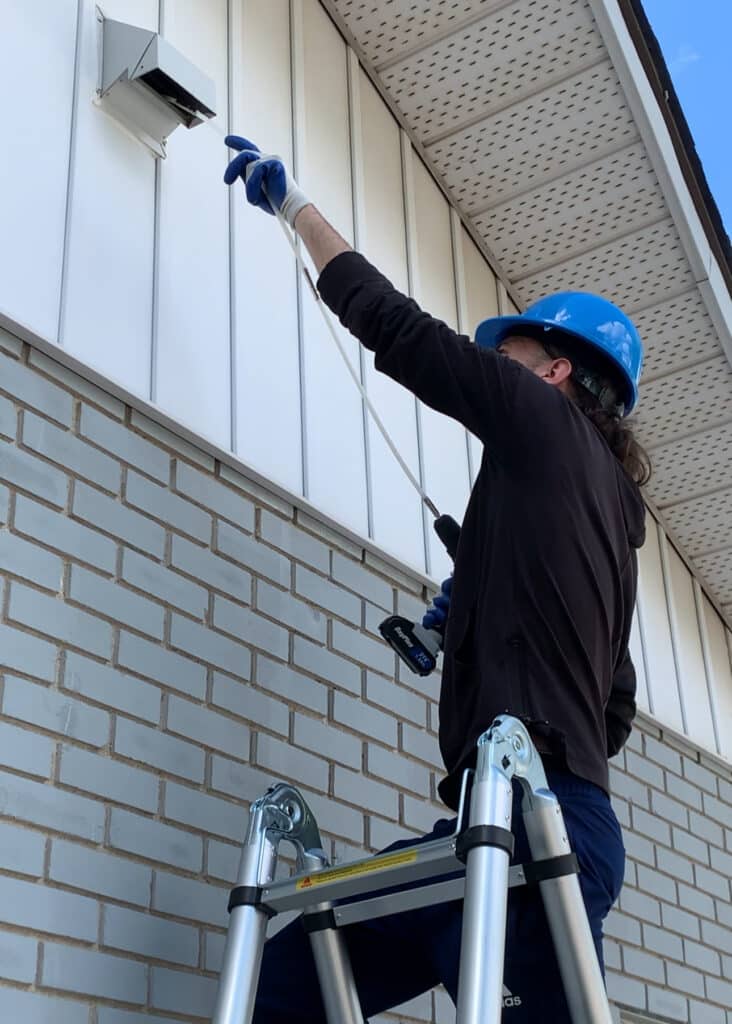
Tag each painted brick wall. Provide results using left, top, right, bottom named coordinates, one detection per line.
left=0, top=332, right=731, bottom=1024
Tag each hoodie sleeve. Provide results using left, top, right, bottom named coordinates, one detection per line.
left=317, top=251, right=521, bottom=446
left=605, top=647, right=637, bottom=757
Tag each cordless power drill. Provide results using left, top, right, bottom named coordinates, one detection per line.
left=378, top=515, right=461, bottom=676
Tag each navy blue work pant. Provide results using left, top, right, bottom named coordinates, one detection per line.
left=253, top=765, right=625, bottom=1022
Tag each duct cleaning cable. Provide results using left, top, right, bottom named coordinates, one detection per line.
left=269, top=204, right=442, bottom=522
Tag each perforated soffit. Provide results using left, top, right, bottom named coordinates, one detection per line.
left=324, top=0, right=732, bottom=622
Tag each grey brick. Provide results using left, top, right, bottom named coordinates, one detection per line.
left=205, top=929, right=226, bottom=972
left=683, top=938, right=721, bottom=974
left=673, top=825, right=710, bottom=864
left=334, top=765, right=399, bottom=819
left=15, top=493, right=116, bottom=571
left=605, top=971, right=646, bottom=1010
left=126, top=468, right=211, bottom=542
left=0, top=356, right=73, bottom=425
left=0, top=929, right=37, bottom=982
left=50, top=838, right=152, bottom=907
left=623, top=947, right=664, bottom=984
left=642, top=922, right=684, bottom=960
left=0, top=394, right=16, bottom=438
left=332, top=552, right=392, bottom=611
left=130, top=411, right=215, bottom=469
left=688, top=1000, right=726, bottom=1024
left=69, top=565, right=164, bottom=639
left=65, top=650, right=162, bottom=723
left=706, top=977, right=732, bottom=1009
left=0, top=437, right=68, bottom=506
left=645, top=734, right=682, bottom=774
left=209, top=755, right=283, bottom=806
left=153, top=869, right=230, bottom=927
left=367, top=744, right=430, bottom=796
left=117, top=632, right=206, bottom=700
left=331, top=619, right=393, bottom=677
left=656, top=846, right=695, bottom=884
left=109, top=808, right=202, bottom=872
left=0, top=820, right=45, bottom=877
left=0, top=767, right=104, bottom=840
left=609, top=765, right=648, bottom=807
left=647, top=986, right=688, bottom=1022
left=604, top=908, right=642, bottom=945
left=103, top=903, right=198, bottom=966
left=678, top=881, right=715, bottom=919
left=611, top=794, right=630, bottom=828
left=260, top=509, right=329, bottom=573
left=632, top=805, right=671, bottom=846
left=694, top=863, right=730, bottom=900
left=292, top=635, right=361, bottom=694
left=73, top=481, right=165, bottom=557
left=207, top=839, right=240, bottom=882
left=295, top=565, right=360, bottom=622
left=710, top=845, right=732, bottom=875
left=217, top=520, right=290, bottom=586
left=689, top=809, right=724, bottom=847
left=683, top=756, right=718, bottom=794
left=42, top=941, right=147, bottom=1003
left=98, top=1011, right=178, bottom=1024
left=213, top=594, right=288, bottom=661
left=333, top=691, right=397, bottom=746
left=295, top=509, right=361, bottom=558
left=0, top=720, right=54, bottom=777
left=0, top=621, right=58, bottom=681
left=637, top=863, right=677, bottom=903
left=257, top=732, right=329, bottom=793
left=703, top=792, right=732, bottom=827
left=662, top=903, right=701, bottom=939
left=401, top=722, right=442, bottom=767
left=59, top=744, right=158, bottom=812
left=255, top=655, right=327, bottom=714
left=211, top=672, right=289, bottom=736
left=171, top=533, right=250, bottom=601
left=256, top=580, right=326, bottom=643
left=1, top=526, right=64, bottom=591
left=620, top=886, right=661, bottom=925
left=122, top=547, right=207, bottom=619
left=0, top=328, right=22, bottom=356
left=169, top=614, right=251, bottom=680
left=0, top=482, right=9, bottom=522
left=116, top=717, right=204, bottom=784
left=167, top=695, right=250, bottom=760
left=0, top=988, right=89, bottom=1024
left=701, top=920, right=732, bottom=955
left=363, top=600, right=386, bottom=636
left=23, top=410, right=120, bottom=492
left=651, top=790, right=689, bottom=828
left=151, top=966, right=218, bottom=1018
left=79, top=404, right=169, bottom=481
left=0, top=873, right=97, bottom=940
left=666, top=773, right=704, bottom=811
left=719, top=777, right=732, bottom=804
left=623, top=829, right=655, bottom=866
left=626, top=748, right=664, bottom=789
left=175, top=461, right=254, bottom=530
left=9, top=580, right=112, bottom=657
left=365, top=672, right=426, bottom=725
left=164, top=781, right=243, bottom=842
left=402, top=793, right=442, bottom=833
left=293, top=712, right=361, bottom=770
left=28, top=348, right=125, bottom=419
left=295, top=785, right=364, bottom=844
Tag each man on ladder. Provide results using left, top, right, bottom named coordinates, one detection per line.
left=223, top=136, right=650, bottom=1021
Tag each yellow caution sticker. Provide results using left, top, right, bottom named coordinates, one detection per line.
left=295, top=850, right=418, bottom=891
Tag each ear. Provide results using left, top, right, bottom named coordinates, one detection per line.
left=542, top=356, right=573, bottom=388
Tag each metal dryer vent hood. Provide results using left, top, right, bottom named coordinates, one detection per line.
left=97, top=15, right=216, bottom=157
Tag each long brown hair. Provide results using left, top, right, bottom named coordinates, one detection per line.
left=538, top=332, right=652, bottom=486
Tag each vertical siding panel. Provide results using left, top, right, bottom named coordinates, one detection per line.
left=629, top=608, right=650, bottom=713
left=0, top=1, right=78, bottom=340
left=295, top=0, right=368, bottom=534
left=410, top=158, right=471, bottom=581
left=61, top=0, right=158, bottom=393
left=155, top=0, right=231, bottom=446
left=355, top=72, right=424, bottom=569
left=636, top=522, right=684, bottom=732
left=698, top=594, right=732, bottom=758
left=230, top=0, right=302, bottom=493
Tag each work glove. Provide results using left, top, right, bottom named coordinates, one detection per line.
left=223, top=135, right=311, bottom=228
left=422, top=576, right=453, bottom=634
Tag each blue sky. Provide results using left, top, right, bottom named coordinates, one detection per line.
left=642, top=1, right=731, bottom=239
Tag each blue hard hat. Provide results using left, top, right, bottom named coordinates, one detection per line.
left=475, top=291, right=643, bottom=414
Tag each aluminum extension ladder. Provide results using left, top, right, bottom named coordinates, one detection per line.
left=211, top=715, right=614, bottom=1024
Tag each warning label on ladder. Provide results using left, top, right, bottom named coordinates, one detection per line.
left=295, top=850, right=418, bottom=890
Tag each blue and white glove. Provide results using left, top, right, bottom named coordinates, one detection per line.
left=422, top=577, right=453, bottom=634
left=223, top=135, right=311, bottom=228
